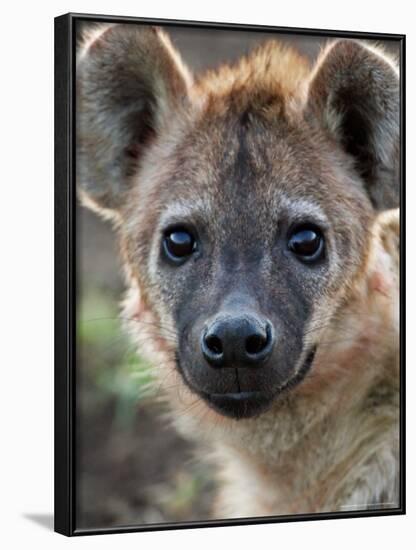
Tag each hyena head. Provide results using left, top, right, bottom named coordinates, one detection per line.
left=77, top=25, right=399, bottom=420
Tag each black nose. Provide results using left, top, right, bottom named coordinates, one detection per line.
left=201, top=315, right=274, bottom=368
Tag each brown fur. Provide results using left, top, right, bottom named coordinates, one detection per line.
left=77, top=25, right=400, bottom=518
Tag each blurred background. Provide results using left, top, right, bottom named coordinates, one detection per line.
left=75, top=21, right=400, bottom=530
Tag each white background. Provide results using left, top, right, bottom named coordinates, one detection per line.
left=0, top=0, right=413, bottom=548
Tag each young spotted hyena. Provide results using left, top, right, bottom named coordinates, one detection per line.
left=77, top=25, right=400, bottom=518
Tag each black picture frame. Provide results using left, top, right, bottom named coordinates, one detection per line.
left=54, top=12, right=406, bottom=537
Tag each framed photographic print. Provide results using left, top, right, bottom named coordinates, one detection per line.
left=54, top=12, right=405, bottom=536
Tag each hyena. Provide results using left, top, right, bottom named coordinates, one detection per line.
left=77, top=24, right=400, bottom=517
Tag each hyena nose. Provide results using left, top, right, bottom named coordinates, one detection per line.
left=201, top=315, right=274, bottom=368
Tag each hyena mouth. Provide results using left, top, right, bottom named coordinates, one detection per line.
left=205, top=390, right=273, bottom=419
left=179, top=347, right=318, bottom=420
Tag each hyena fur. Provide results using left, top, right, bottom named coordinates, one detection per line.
left=77, top=24, right=400, bottom=517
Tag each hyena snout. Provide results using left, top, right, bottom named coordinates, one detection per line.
left=201, top=314, right=275, bottom=369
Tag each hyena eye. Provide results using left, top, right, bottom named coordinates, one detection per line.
left=163, top=227, right=196, bottom=263
left=288, top=225, right=324, bottom=263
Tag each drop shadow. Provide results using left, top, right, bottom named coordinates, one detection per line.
left=24, top=513, right=54, bottom=531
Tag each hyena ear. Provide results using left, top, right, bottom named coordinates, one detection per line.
left=77, top=24, right=192, bottom=218
left=306, top=40, right=400, bottom=210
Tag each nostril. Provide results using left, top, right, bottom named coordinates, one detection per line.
left=245, top=333, right=267, bottom=355
left=202, top=317, right=274, bottom=368
left=205, top=334, right=223, bottom=356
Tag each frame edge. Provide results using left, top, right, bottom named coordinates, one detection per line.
left=54, top=13, right=74, bottom=537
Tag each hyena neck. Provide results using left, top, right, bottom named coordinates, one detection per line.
left=174, top=390, right=397, bottom=518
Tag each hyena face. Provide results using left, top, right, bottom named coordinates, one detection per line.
left=77, top=25, right=399, bottom=419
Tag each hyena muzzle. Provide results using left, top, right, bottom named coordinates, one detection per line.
left=77, top=25, right=400, bottom=515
